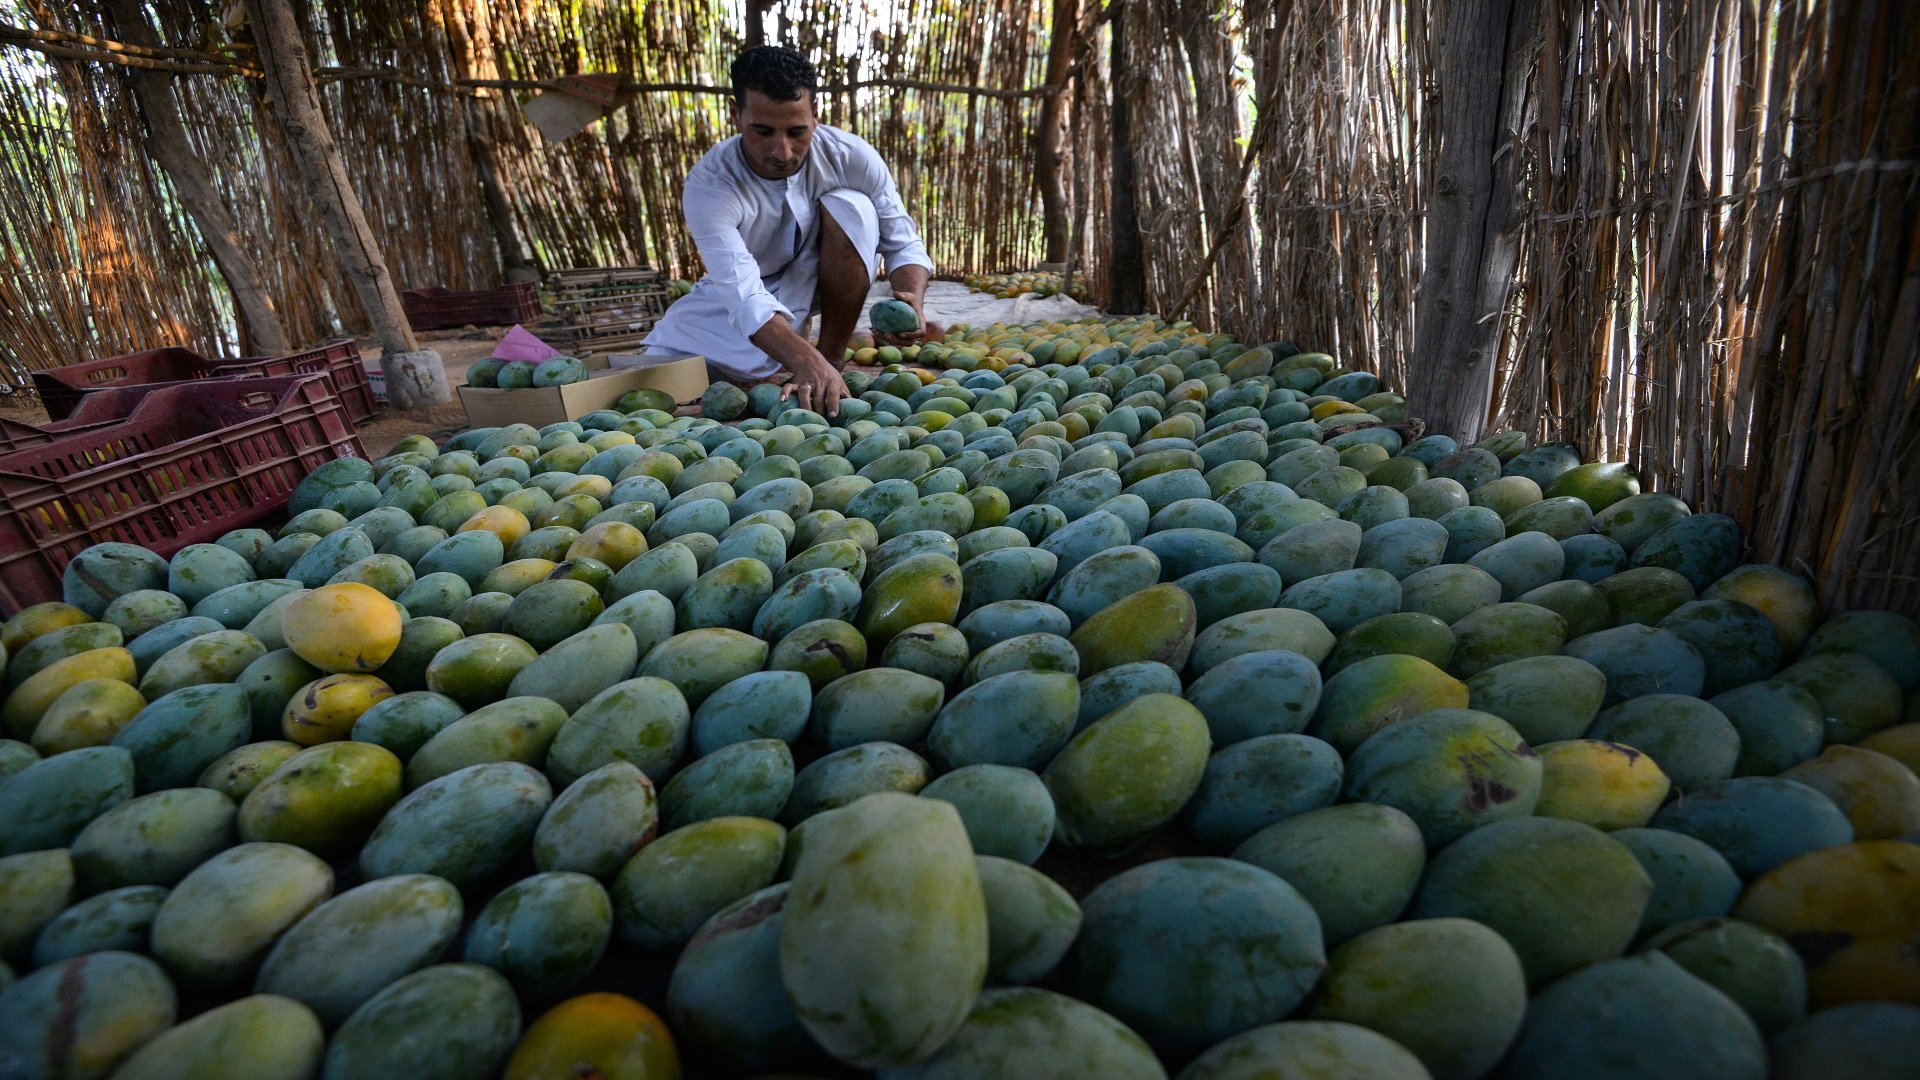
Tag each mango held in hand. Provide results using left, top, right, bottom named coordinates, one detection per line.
left=871, top=298, right=921, bottom=335
left=282, top=583, right=403, bottom=674
left=780, top=792, right=988, bottom=1069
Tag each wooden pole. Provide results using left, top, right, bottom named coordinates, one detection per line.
left=1107, top=1, right=1146, bottom=314
left=242, top=0, right=448, bottom=407
left=105, top=0, right=290, bottom=356
left=1405, top=0, right=1538, bottom=444
left=1035, top=0, right=1078, bottom=263
left=440, top=0, right=534, bottom=281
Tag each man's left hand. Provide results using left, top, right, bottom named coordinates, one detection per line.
left=873, top=290, right=941, bottom=347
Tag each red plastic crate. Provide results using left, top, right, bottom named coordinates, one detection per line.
left=0, top=381, right=186, bottom=452
left=402, top=281, right=543, bottom=331
left=0, top=374, right=366, bottom=615
left=30, top=339, right=376, bottom=425
left=281, top=339, right=377, bottom=424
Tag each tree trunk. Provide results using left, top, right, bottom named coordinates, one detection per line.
left=440, top=0, right=534, bottom=281
left=1034, top=0, right=1078, bottom=263
left=106, top=0, right=290, bottom=356
left=244, top=0, right=447, bottom=407
left=745, top=0, right=769, bottom=49
left=1406, top=0, right=1538, bottom=445
left=1107, top=2, right=1146, bottom=315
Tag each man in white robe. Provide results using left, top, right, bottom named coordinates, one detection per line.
left=644, top=46, right=935, bottom=417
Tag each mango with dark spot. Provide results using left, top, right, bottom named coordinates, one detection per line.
left=1587, top=694, right=1739, bottom=792
left=1343, top=708, right=1541, bottom=848
left=666, top=883, right=809, bottom=1070
left=771, top=618, right=872, bottom=690
left=0, top=950, right=176, bottom=1079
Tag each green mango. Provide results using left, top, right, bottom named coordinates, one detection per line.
left=320, top=964, right=522, bottom=1080
left=197, top=741, right=301, bottom=802
left=610, top=816, right=785, bottom=950
left=464, top=870, right=612, bottom=1000
left=547, top=677, right=692, bottom=786
left=114, top=684, right=252, bottom=792
left=254, top=874, right=463, bottom=1026
left=1044, top=693, right=1210, bottom=850
left=71, top=786, right=236, bottom=890
left=191, top=579, right=305, bottom=631
left=0, top=848, right=74, bottom=961
left=533, top=761, right=660, bottom=880
left=30, top=884, right=167, bottom=969
left=636, top=629, right=768, bottom=707
left=151, top=842, right=334, bottom=986
left=112, top=994, right=324, bottom=1080
left=785, top=742, right=933, bottom=823
left=359, top=762, right=551, bottom=888
left=405, top=696, right=568, bottom=788
left=505, top=623, right=639, bottom=713
left=780, top=794, right=986, bottom=1069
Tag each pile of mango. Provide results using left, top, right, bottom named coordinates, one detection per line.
left=962, top=271, right=1092, bottom=301
left=2, top=314, right=1918, bottom=1080
left=466, top=355, right=590, bottom=390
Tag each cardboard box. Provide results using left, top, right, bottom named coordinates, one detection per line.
left=457, top=352, right=708, bottom=428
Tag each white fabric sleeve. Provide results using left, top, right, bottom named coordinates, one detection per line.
left=682, top=173, right=794, bottom=341
left=846, top=134, right=935, bottom=274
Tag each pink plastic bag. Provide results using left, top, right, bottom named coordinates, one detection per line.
left=492, top=325, right=563, bottom=363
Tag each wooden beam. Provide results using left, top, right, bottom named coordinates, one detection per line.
left=104, top=0, right=288, bottom=356
left=243, top=0, right=448, bottom=406
left=1406, top=0, right=1539, bottom=445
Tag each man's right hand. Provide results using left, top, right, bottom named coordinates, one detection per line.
left=778, top=350, right=850, bottom=418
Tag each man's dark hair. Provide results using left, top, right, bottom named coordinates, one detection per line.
left=731, top=46, right=818, bottom=104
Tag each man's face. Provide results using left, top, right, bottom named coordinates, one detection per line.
left=733, top=88, right=816, bottom=181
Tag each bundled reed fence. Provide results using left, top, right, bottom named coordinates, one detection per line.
left=0, top=0, right=1061, bottom=381
left=1494, top=0, right=1920, bottom=615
